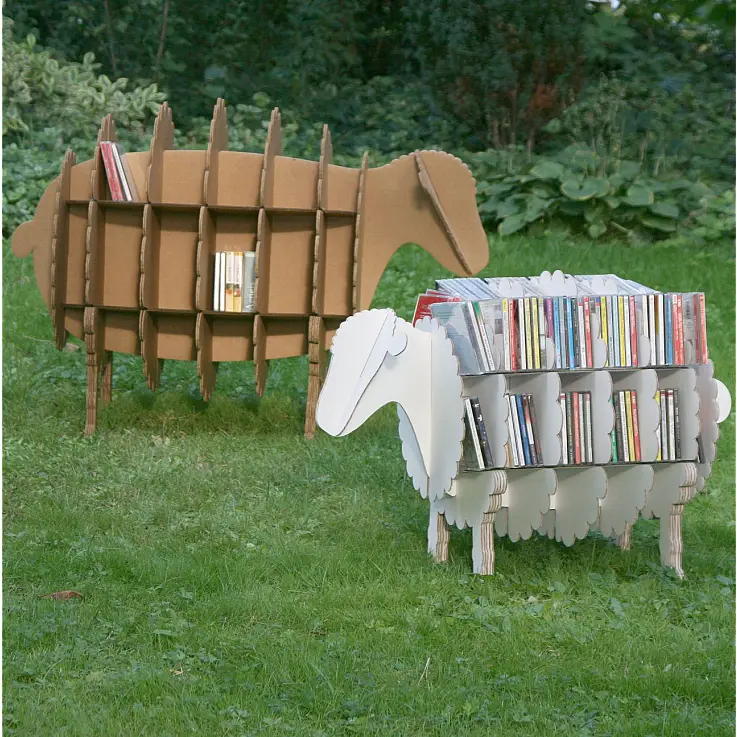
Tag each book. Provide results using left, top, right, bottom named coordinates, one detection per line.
left=698, top=293, right=708, bottom=362
left=522, top=395, right=537, bottom=465
left=243, top=252, right=256, bottom=311
left=531, top=297, right=541, bottom=370
left=618, top=296, right=627, bottom=367
left=515, top=394, right=532, bottom=466
left=225, top=252, right=235, bottom=312
left=573, top=391, right=581, bottom=465
left=538, top=297, right=547, bottom=370
left=667, top=389, right=676, bottom=461
left=430, top=302, right=482, bottom=375
left=618, top=391, right=630, bottom=462
left=527, top=394, right=541, bottom=466
left=412, top=293, right=461, bottom=325
left=630, top=389, right=641, bottom=461
left=470, top=397, right=493, bottom=468
left=110, top=143, right=133, bottom=202
left=610, top=396, right=618, bottom=463
left=472, top=302, right=496, bottom=371
left=553, top=298, right=562, bottom=369
left=660, top=388, right=668, bottom=459
left=559, top=392, right=568, bottom=464
left=100, top=141, right=124, bottom=201
left=583, top=296, right=593, bottom=368
left=463, top=302, right=490, bottom=373
left=213, top=252, right=222, bottom=311
left=664, top=294, right=673, bottom=365
left=502, top=298, right=511, bottom=370
left=114, top=142, right=140, bottom=201
left=629, top=295, right=638, bottom=366
left=509, top=394, right=524, bottom=467
left=673, top=389, right=681, bottom=460
left=577, top=297, right=586, bottom=368
left=614, top=391, right=625, bottom=463
left=566, top=298, right=575, bottom=369
left=566, top=393, right=575, bottom=464
left=232, top=251, right=243, bottom=313
left=625, top=390, right=635, bottom=462
left=509, top=299, right=518, bottom=371
left=524, top=298, right=533, bottom=370
left=655, top=390, right=662, bottom=461
left=600, top=295, right=609, bottom=367
left=461, top=398, right=484, bottom=472
left=584, top=392, right=593, bottom=464
left=506, top=394, right=520, bottom=467
left=518, top=298, right=527, bottom=371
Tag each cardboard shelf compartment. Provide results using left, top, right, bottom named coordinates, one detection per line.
left=102, top=308, right=141, bottom=355
left=213, top=151, right=263, bottom=208
left=65, top=203, right=90, bottom=306
left=150, top=312, right=197, bottom=361
left=141, top=206, right=199, bottom=312
left=316, top=214, right=356, bottom=317
left=210, top=313, right=256, bottom=362
left=259, top=316, right=309, bottom=360
left=158, top=150, right=207, bottom=206
left=656, top=367, right=700, bottom=461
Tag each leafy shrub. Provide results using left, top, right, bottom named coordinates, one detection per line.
left=2, top=18, right=164, bottom=141
left=468, top=144, right=733, bottom=242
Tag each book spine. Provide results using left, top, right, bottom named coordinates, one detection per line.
left=524, top=298, right=533, bottom=371
left=115, top=143, right=140, bottom=200
left=660, top=388, right=669, bottom=460
left=657, top=293, right=666, bottom=365
left=527, top=394, right=541, bottom=466
left=509, top=299, right=518, bottom=371
left=648, top=293, right=657, bottom=366
left=584, top=296, right=593, bottom=369
left=213, top=252, right=221, bottom=311
left=559, top=392, right=568, bottom=465
left=629, top=295, right=638, bottom=366
left=512, top=394, right=526, bottom=467
left=225, top=252, right=235, bottom=312
left=610, top=396, right=618, bottom=463
left=577, top=297, right=586, bottom=369
left=667, top=389, right=676, bottom=461
left=100, top=142, right=124, bottom=201
left=553, top=298, right=562, bottom=369
left=464, top=397, right=485, bottom=471
left=243, top=252, right=256, bottom=311
left=698, top=293, right=708, bottom=363
left=607, top=296, right=616, bottom=367
left=655, top=390, right=662, bottom=461
left=473, top=302, right=495, bottom=372
left=566, top=393, right=575, bottom=464
left=502, top=299, right=511, bottom=371
left=618, top=296, right=627, bottom=367
left=615, top=392, right=625, bottom=463
left=625, top=390, right=635, bottom=462
left=232, top=251, right=243, bottom=313
left=573, top=391, right=581, bottom=464
left=470, top=397, right=493, bottom=468
left=664, top=294, right=673, bottom=365
left=531, top=297, right=540, bottom=370
left=566, top=298, right=575, bottom=369
left=622, top=295, right=632, bottom=367
left=463, top=302, right=488, bottom=373
left=584, top=392, right=593, bottom=464
left=518, top=298, right=527, bottom=371
left=516, top=395, right=531, bottom=466
left=677, top=295, right=684, bottom=364
left=673, top=389, right=681, bottom=460
left=522, top=394, right=535, bottom=465
left=631, top=389, right=641, bottom=461
left=600, top=295, right=609, bottom=367
left=639, top=293, right=649, bottom=354
left=558, top=297, right=568, bottom=369
left=538, top=297, right=547, bottom=370
left=506, top=394, right=520, bottom=467
left=619, top=391, right=630, bottom=462
left=110, top=143, right=132, bottom=201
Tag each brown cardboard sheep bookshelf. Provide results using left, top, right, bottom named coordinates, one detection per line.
left=11, top=99, right=489, bottom=437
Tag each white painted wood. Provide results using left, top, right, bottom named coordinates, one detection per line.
left=494, top=468, right=557, bottom=542
left=597, top=465, right=653, bottom=538
left=692, top=361, right=723, bottom=490
left=611, top=369, right=660, bottom=462
left=547, top=467, right=607, bottom=546
left=560, top=370, right=614, bottom=464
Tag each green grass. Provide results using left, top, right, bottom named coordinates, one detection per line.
left=4, top=229, right=735, bottom=735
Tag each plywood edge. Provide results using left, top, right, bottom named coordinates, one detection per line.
left=204, top=98, right=228, bottom=205
left=146, top=102, right=175, bottom=204
left=51, top=149, right=76, bottom=349
left=259, top=108, right=282, bottom=208
left=195, top=206, right=213, bottom=311
left=196, top=312, right=216, bottom=400
left=352, top=152, right=369, bottom=313
left=140, top=309, right=161, bottom=390
left=92, top=114, right=118, bottom=200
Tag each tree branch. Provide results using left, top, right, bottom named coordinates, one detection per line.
left=154, top=0, right=171, bottom=83
left=102, top=0, right=119, bottom=77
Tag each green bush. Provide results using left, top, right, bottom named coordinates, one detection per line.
left=2, top=17, right=164, bottom=141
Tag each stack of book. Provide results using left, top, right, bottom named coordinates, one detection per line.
left=506, top=393, right=543, bottom=468
left=610, top=390, right=642, bottom=463
left=559, top=391, right=593, bottom=465
left=213, top=252, right=256, bottom=312
left=460, top=396, right=493, bottom=471
left=656, top=389, right=681, bottom=461
left=416, top=275, right=708, bottom=373
left=100, top=141, right=139, bottom=202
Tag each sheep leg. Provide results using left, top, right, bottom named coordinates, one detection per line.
left=85, top=352, right=99, bottom=437
left=659, top=504, right=686, bottom=579
left=616, top=522, right=632, bottom=551
left=472, top=512, right=497, bottom=575
left=427, top=507, right=449, bottom=563
left=100, top=351, right=113, bottom=408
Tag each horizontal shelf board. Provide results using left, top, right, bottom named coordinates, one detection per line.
left=202, top=310, right=257, bottom=317
left=461, top=365, right=704, bottom=378
left=148, top=307, right=195, bottom=315
left=67, top=198, right=92, bottom=206
left=461, top=459, right=695, bottom=474
left=323, top=208, right=357, bottom=216
left=149, top=202, right=202, bottom=212
left=96, top=200, right=146, bottom=209
left=207, top=204, right=261, bottom=214
left=264, top=206, right=317, bottom=215
left=94, top=305, right=141, bottom=314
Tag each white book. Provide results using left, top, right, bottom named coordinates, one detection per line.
left=232, top=251, right=243, bottom=312
left=471, top=303, right=495, bottom=372
left=577, top=298, right=586, bottom=368
left=110, top=143, right=133, bottom=201
left=509, top=394, right=524, bottom=467
left=559, top=392, right=568, bottom=465
left=225, top=252, right=235, bottom=312
left=655, top=390, right=663, bottom=461
left=584, top=392, right=593, bottom=463
left=502, top=299, right=511, bottom=371
left=578, top=392, right=586, bottom=464
left=648, top=293, right=657, bottom=366
left=606, top=295, right=615, bottom=367
left=518, top=298, right=527, bottom=371
left=243, top=252, right=256, bottom=311
left=506, top=394, right=520, bottom=467
left=659, top=388, right=668, bottom=459
left=667, top=389, right=676, bottom=462
left=657, top=293, right=666, bottom=365
left=213, top=252, right=222, bottom=311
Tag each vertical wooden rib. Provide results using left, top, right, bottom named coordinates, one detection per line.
left=91, top=115, right=117, bottom=200
left=305, top=315, right=325, bottom=438
left=352, top=152, right=369, bottom=313
left=196, top=205, right=216, bottom=399
left=254, top=314, right=269, bottom=397
left=203, top=98, right=227, bottom=205
left=196, top=313, right=216, bottom=401
left=140, top=310, right=161, bottom=391
left=100, top=352, right=113, bottom=407
left=50, top=149, right=75, bottom=349
left=146, top=102, right=174, bottom=204
left=84, top=201, right=102, bottom=307
left=435, top=512, right=450, bottom=562
left=83, top=306, right=103, bottom=435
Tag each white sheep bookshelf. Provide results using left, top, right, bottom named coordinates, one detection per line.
left=315, top=272, right=731, bottom=578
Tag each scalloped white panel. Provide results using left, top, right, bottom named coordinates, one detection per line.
left=495, top=468, right=557, bottom=541
left=598, top=465, right=653, bottom=537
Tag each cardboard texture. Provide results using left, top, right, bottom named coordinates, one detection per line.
left=316, top=303, right=731, bottom=577
left=12, top=99, right=489, bottom=436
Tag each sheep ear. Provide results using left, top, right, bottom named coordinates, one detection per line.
left=388, top=329, right=408, bottom=356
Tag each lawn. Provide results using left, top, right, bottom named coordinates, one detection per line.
left=3, top=229, right=735, bottom=735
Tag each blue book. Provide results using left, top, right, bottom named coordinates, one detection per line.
left=665, top=294, right=673, bottom=364
left=566, top=298, right=576, bottom=368
left=553, top=297, right=562, bottom=368
left=515, top=394, right=531, bottom=466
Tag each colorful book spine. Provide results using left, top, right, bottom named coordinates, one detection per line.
left=584, top=392, right=593, bottom=463
left=577, top=298, right=586, bottom=369
left=629, top=296, right=638, bottom=366
left=673, top=390, right=681, bottom=460
left=507, top=394, right=520, bottom=467
left=610, top=396, right=618, bottom=463
left=470, top=397, right=493, bottom=468
left=538, top=298, right=547, bottom=370
left=225, top=252, right=235, bottom=312
left=509, top=299, right=518, bottom=371
left=584, top=296, right=593, bottom=368
left=667, top=389, right=676, bottom=461
left=615, top=392, right=626, bottom=462
left=698, top=293, right=708, bottom=363
left=648, top=293, right=657, bottom=366
left=664, top=294, right=673, bottom=365
left=618, top=296, right=626, bottom=368
left=559, top=392, right=568, bottom=464
left=631, top=390, right=641, bottom=461
left=531, top=298, right=541, bottom=370
left=518, top=298, right=527, bottom=371
left=676, top=294, right=684, bottom=365
left=660, top=388, right=669, bottom=459
left=516, top=394, right=531, bottom=466
left=566, top=298, right=575, bottom=369
left=553, top=298, right=562, bottom=369
left=625, top=390, right=635, bottom=462
left=502, top=299, right=511, bottom=371
left=100, top=142, right=125, bottom=201
left=573, top=391, right=581, bottom=464
left=618, top=391, right=630, bottom=462
left=600, top=296, right=609, bottom=367
left=657, top=293, right=666, bottom=365
left=524, top=298, right=533, bottom=370
left=622, top=295, right=632, bottom=367
left=655, top=390, right=662, bottom=461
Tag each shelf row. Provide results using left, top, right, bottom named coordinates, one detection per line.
left=62, top=201, right=357, bottom=317
left=460, top=367, right=702, bottom=471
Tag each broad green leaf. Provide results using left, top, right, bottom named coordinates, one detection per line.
left=640, top=215, right=677, bottom=232
left=498, top=214, right=527, bottom=236
left=497, top=201, right=520, bottom=218
left=530, top=161, right=565, bottom=180
left=650, top=201, right=680, bottom=219
left=617, top=160, right=641, bottom=179
left=604, top=196, right=621, bottom=209
left=588, top=221, right=607, bottom=239
left=560, top=178, right=609, bottom=201
left=623, top=184, right=655, bottom=207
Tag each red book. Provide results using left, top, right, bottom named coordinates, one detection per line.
left=100, top=141, right=124, bottom=201
left=629, top=296, right=638, bottom=366
left=573, top=391, right=581, bottom=465
left=698, top=293, right=708, bottom=362
left=412, top=293, right=460, bottom=325
left=583, top=296, right=593, bottom=368
left=631, top=390, right=641, bottom=461
left=693, top=294, right=701, bottom=362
